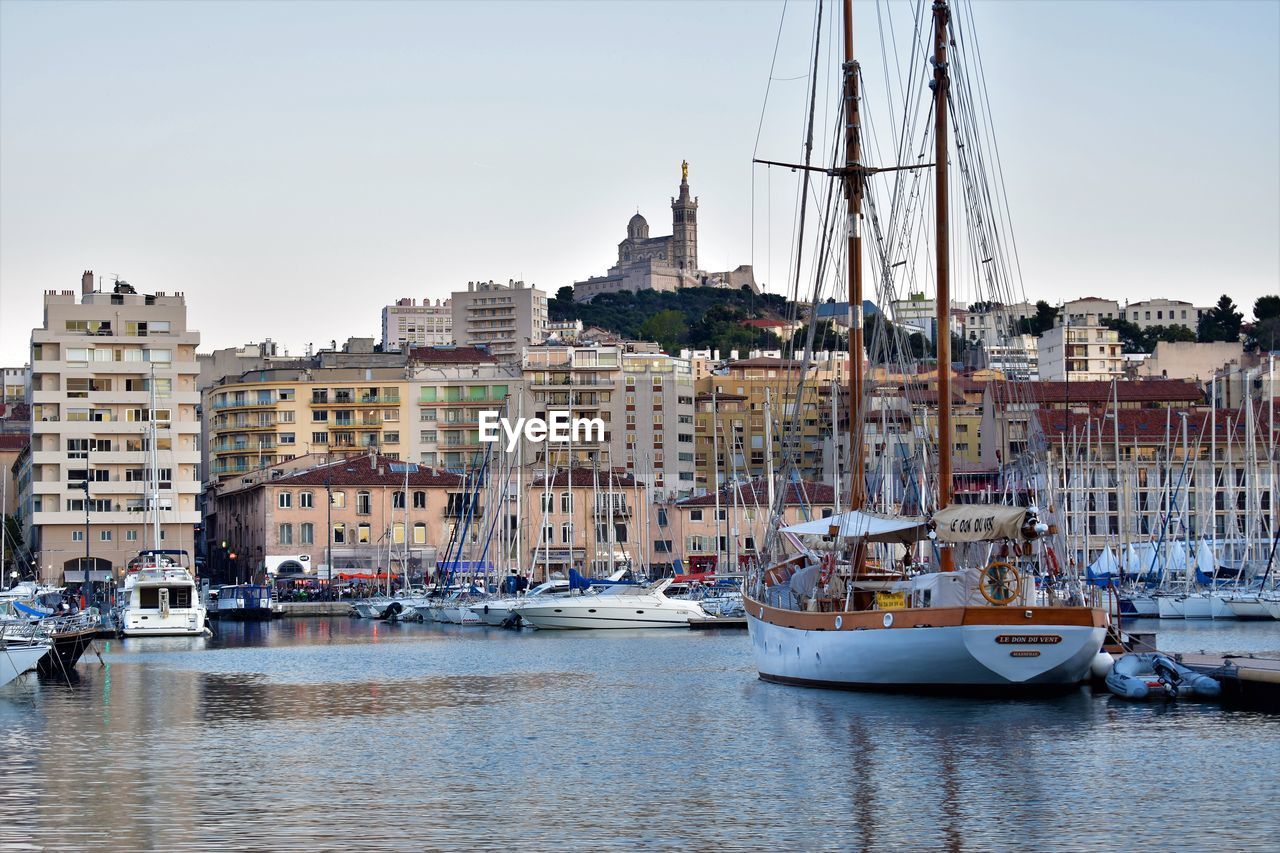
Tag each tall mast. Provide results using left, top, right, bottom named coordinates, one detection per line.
left=932, top=0, right=954, bottom=569
left=843, top=0, right=866, bottom=512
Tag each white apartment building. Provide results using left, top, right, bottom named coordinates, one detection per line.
left=1038, top=314, right=1123, bottom=381
left=1057, top=297, right=1122, bottom=327
left=889, top=292, right=967, bottom=343
left=961, top=301, right=1037, bottom=348
left=26, top=272, right=202, bottom=582
left=1121, top=298, right=1211, bottom=332
left=451, top=280, right=548, bottom=362
left=381, top=298, right=453, bottom=351
left=985, top=335, right=1040, bottom=380
left=2, top=366, right=30, bottom=404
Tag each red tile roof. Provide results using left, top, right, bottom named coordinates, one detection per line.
left=726, top=358, right=807, bottom=370
left=988, top=379, right=1203, bottom=405
left=271, top=456, right=465, bottom=487
left=532, top=469, right=637, bottom=489
left=741, top=319, right=790, bottom=329
left=406, top=345, right=497, bottom=364
left=1035, top=407, right=1278, bottom=444
left=677, top=479, right=835, bottom=507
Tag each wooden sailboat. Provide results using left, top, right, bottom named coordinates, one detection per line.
left=743, top=0, right=1108, bottom=692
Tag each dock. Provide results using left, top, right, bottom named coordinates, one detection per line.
left=688, top=616, right=748, bottom=630
left=1173, top=652, right=1280, bottom=712
left=278, top=602, right=352, bottom=618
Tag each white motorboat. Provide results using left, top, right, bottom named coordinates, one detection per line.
left=0, top=623, right=52, bottom=688
left=118, top=551, right=207, bottom=637
left=468, top=579, right=573, bottom=626
left=1156, top=594, right=1186, bottom=619
left=514, top=579, right=709, bottom=630
left=1221, top=592, right=1276, bottom=621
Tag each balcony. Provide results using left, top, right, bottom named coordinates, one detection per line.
left=212, top=399, right=275, bottom=411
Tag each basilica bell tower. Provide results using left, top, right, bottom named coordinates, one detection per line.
left=671, top=160, right=698, bottom=271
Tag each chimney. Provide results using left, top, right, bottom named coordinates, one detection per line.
left=81, top=270, right=94, bottom=295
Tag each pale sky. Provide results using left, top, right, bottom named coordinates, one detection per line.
left=1, top=0, right=1277, bottom=367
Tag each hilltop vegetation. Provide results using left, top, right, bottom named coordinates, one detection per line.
left=548, top=286, right=793, bottom=354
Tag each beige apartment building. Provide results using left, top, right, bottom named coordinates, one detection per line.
left=25, top=273, right=202, bottom=582
left=208, top=454, right=466, bottom=581
left=1038, top=315, right=1123, bottom=381
left=381, top=297, right=453, bottom=351
left=451, top=280, right=548, bottom=362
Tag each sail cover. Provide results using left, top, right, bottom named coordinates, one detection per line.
left=781, top=510, right=928, bottom=544
left=932, top=505, right=1028, bottom=543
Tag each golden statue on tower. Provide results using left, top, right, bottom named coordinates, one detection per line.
left=681, top=160, right=688, bottom=182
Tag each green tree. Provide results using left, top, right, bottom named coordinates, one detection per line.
left=789, top=320, right=848, bottom=352
left=638, top=309, right=687, bottom=353
left=1102, top=317, right=1150, bottom=353
left=1018, top=300, right=1059, bottom=336
left=1148, top=324, right=1197, bottom=345
left=1254, top=295, right=1280, bottom=321
left=1197, top=294, right=1244, bottom=343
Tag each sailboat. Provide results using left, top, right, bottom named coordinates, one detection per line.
left=743, top=0, right=1108, bottom=692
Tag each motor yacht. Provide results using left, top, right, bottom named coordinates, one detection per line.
left=514, top=579, right=709, bottom=630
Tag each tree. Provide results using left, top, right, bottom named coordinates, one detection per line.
left=1197, top=294, right=1244, bottom=343
left=1148, top=324, right=1197, bottom=346
left=789, top=320, right=848, bottom=352
left=1018, top=300, right=1059, bottom=336
left=1102, top=317, right=1149, bottom=353
left=1255, top=295, right=1280, bottom=322
left=638, top=310, right=686, bottom=353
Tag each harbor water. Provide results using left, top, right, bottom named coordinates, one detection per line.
left=3, top=618, right=1278, bottom=850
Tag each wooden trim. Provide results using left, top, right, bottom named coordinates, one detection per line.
left=745, top=593, right=1107, bottom=631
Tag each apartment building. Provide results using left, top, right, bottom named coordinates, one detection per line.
left=409, top=345, right=522, bottom=472
left=2, top=367, right=29, bottom=404
left=695, top=358, right=842, bottom=490
left=25, top=273, right=202, bottom=582
left=1038, top=315, right=1123, bottom=381
left=668, top=480, right=835, bottom=569
left=451, top=280, right=548, bottom=362
left=1121, top=298, right=1211, bottom=333
left=381, top=298, right=453, bottom=351
left=525, top=468, right=638, bottom=578
left=208, top=454, right=466, bottom=582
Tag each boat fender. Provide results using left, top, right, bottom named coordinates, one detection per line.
left=1045, top=547, right=1061, bottom=577
left=1090, top=651, right=1115, bottom=679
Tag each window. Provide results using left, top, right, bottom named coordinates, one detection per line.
left=384, top=431, right=400, bottom=445
left=72, top=530, right=85, bottom=542
left=393, top=491, right=406, bottom=509
left=689, top=509, right=703, bottom=522
left=654, top=540, right=672, bottom=553
left=561, top=523, right=572, bottom=544
left=356, top=491, right=371, bottom=515
left=279, top=492, right=292, bottom=509
left=125, top=530, right=138, bottom=542
left=300, top=523, right=314, bottom=545
left=420, top=430, right=438, bottom=443
left=313, top=411, right=329, bottom=422
left=279, top=523, right=293, bottom=545
left=357, top=523, right=372, bottom=544
left=393, top=523, right=405, bottom=544
left=279, top=433, right=296, bottom=445
left=332, top=523, right=346, bottom=544
left=100, top=530, right=112, bottom=542
left=300, top=491, right=314, bottom=509
left=330, top=491, right=346, bottom=508
left=560, top=492, right=572, bottom=514
left=312, top=432, right=328, bottom=444
left=413, top=522, right=427, bottom=544
left=657, top=509, right=668, bottom=527
left=413, top=491, right=426, bottom=509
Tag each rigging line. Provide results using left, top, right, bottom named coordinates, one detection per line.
left=752, top=0, right=792, bottom=160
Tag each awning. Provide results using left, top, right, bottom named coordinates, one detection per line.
left=781, top=510, right=928, bottom=544
left=932, top=505, right=1027, bottom=543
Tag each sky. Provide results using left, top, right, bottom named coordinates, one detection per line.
left=1, top=0, right=1277, bottom=366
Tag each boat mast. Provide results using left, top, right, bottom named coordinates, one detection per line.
left=932, top=0, right=954, bottom=569
left=843, top=0, right=866, bottom=513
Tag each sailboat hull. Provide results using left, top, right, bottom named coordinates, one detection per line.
left=745, top=605, right=1106, bottom=692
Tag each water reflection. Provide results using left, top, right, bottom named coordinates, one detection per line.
left=0, top=617, right=1277, bottom=849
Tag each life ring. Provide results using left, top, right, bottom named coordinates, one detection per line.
left=819, top=553, right=836, bottom=585
left=1045, top=547, right=1061, bottom=577
left=980, top=562, right=1021, bottom=606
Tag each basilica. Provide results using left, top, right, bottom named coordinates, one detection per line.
left=572, top=163, right=757, bottom=302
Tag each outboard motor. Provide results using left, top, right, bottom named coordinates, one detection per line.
left=381, top=601, right=404, bottom=622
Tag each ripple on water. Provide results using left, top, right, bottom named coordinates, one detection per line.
left=2, top=617, right=1278, bottom=850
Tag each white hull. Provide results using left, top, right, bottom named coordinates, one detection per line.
left=746, top=614, right=1105, bottom=689
left=1, top=642, right=50, bottom=687
left=440, top=606, right=482, bottom=625
left=1223, top=596, right=1275, bottom=620
left=1265, top=599, right=1280, bottom=620
left=1123, top=595, right=1159, bottom=617
left=470, top=600, right=517, bottom=626
left=1156, top=596, right=1185, bottom=619
left=1180, top=593, right=1234, bottom=619
left=122, top=610, right=207, bottom=636
left=516, top=597, right=706, bottom=630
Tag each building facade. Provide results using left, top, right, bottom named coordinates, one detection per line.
left=450, top=280, right=548, bottom=362
left=1121, top=299, right=1211, bottom=333
left=1038, top=316, right=1123, bottom=381
left=26, top=272, right=202, bottom=582
left=381, top=298, right=453, bottom=351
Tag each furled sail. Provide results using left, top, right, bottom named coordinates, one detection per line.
left=932, top=505, right=1028, bottom=543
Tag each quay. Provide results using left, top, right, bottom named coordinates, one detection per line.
left=688, top=616, right=748, bottom=630
left=278, top=602, right=350, bottom=617
left=1176, top=653, right=1280, bottom=711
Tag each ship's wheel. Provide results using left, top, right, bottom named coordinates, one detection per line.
left=979, top=561, right=1021, bottom=606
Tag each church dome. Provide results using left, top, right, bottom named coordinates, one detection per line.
left=627, top=212, right=649, bottom=240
